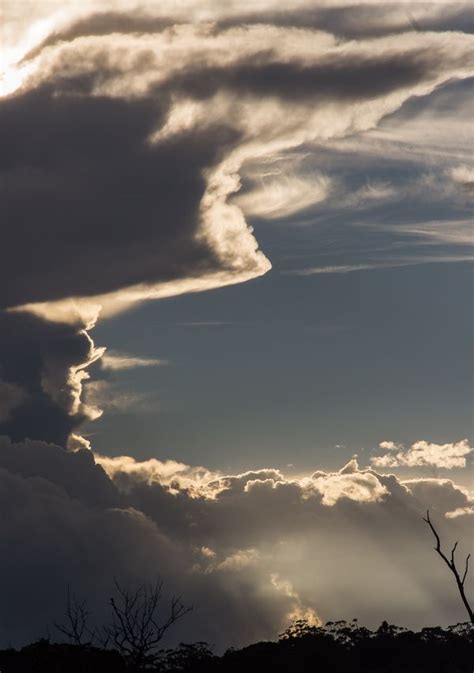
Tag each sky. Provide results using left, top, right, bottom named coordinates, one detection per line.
left=0, top=0, right=473, bottom=651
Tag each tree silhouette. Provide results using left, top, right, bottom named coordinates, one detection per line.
left=2, top=618, right=474, bottom=672
left=54, top=586, right=95, bottom=646
left=104, top=579, right=192, bottom=669
left=423, top=509, right=473, bottom=624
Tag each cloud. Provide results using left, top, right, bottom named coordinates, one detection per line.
left=95, top=453, right=220, bottom=492
left=84, top=380, right=150, bottom=414
left=217, top=3, right=474, bottom=40
left=449, top=164, right=474, bottom=196
left=11, top=2, right=473, bottom=70
left=100, top=351, right=167, bottom=371
left=311, top=458, right=388, bottom=506
left=0, top=310, right=103, bottom=446
left=404, top=478, right=473, bottom=515
left=0, top=85, right=268, bottom=310
left=293, top=263, right=383, bottom=275
left=0, top=380, right=26, bottom=422
left=289, top=255, right=474, bottom=276
left=234, top=171, right=331, bottom=220
left=2, top=14, right=472, bottom=313
left=450, top=165, right=474, bottom=185
left=371, top=439, right=473, bottom=470
left=1, top=3, right=473, bottom=447
left=393, top=218, right=474, bottom=246
left=0, top=437, right=473, bottom=648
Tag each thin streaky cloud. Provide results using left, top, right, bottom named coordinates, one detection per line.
left=101, top=351, right=169, bottom=371
left=289, top=255, right=474, bottom=276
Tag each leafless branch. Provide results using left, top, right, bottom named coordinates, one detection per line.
left=54, top=586, right=96, bottom=646
left=103, top=579, right=192, bottom=669
left=423, top=510, right=473, bottom=624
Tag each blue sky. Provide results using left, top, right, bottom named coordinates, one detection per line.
left=86, top=78, right=473, bottom=473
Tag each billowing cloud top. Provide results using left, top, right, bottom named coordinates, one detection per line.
left=0, top=435, right=473, bottom=648
left=372, top=439, right=473, bottom=469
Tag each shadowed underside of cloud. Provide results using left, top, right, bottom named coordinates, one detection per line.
left=0, top=435, right=472, bottom=648
left=0, top=312, right=103, bottom=446
left=0, top=86, right=245, bottom=308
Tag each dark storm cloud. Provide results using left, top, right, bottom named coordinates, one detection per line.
left=0, top=84, right=240, bottom=309
left=217, top=3, right=474, bottom=38
left=3, top=27, right=468, bottom=309
left=164, top=50, right=436, bottom=103
left=0, top=435, right=118, bottom=507
left=0, top=438, right=472, bottom=647
left=0, top=437, right=302, bottom=647
left=0, top=311, right=97, bottom=445
left=3, top=13, right=472, bottom=311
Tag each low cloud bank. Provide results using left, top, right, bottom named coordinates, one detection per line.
left=0, top=435, right=472, bottom=649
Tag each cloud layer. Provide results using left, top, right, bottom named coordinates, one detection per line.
left=0, top=436, right=472, bottom=649
left=2, top=2, right=473, bottom=446
left=372, top=439, right=473, bottom=470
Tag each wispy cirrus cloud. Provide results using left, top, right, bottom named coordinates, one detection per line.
left=289, top=255, right=474, bottom=276
left=101, top=351, right=168, bottom=371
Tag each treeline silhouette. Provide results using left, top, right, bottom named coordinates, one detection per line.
left=0, top=619, right=473, bottom=672
left=1, top=512, right=472, bottom=671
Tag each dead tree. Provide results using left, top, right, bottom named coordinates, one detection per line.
left=423, top=509, right=473, bottom=624
left=54, top=586, right=95, bottom=645
left=104, top=579, right=192, bottom=668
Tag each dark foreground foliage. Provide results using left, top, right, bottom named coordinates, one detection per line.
left=1, top=620, right=472, bottom=673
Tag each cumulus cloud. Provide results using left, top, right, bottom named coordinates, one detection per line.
left=371, top=439, right=474, bottom=469
left=96, top=453, right=219, bottom=491
left=311, top=458, right=388, bottom=505
left=0, top=310, right=103, bottom=445
left=0, top=436, right=473, bottom=648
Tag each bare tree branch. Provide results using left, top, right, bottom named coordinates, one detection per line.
left=423, top=510, right=473, bottom=624
left=103, top=578, right=192, bottom=669
left=461, top=554, right=471, bottom=587
left=54, top=586, right=96, bottom=646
